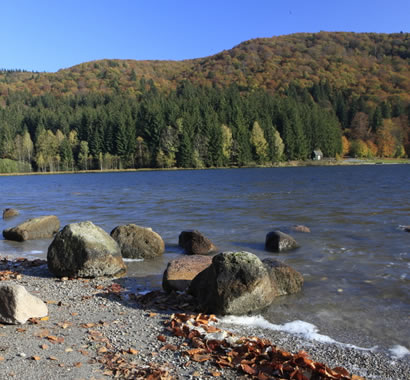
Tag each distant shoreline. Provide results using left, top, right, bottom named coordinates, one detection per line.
left=1, top=158, right=409, bottom=177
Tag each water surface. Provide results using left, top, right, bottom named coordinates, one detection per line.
left=1, top=166, right=409, bottom=350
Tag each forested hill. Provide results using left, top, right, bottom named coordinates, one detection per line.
left=0, top=32, right=409, bottom=173
left=1, top=32, right=409, bottom=100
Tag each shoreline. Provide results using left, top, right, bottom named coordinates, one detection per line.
left=0, top=259, right=408, bottom=379
left=1, top=158, right=409, bottom=177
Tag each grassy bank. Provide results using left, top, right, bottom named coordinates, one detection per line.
left=0, top=158, right=409, bottom=177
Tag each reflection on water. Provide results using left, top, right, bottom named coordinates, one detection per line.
left=0, top=166, right=409, bottom=348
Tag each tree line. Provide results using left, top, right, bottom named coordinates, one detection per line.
left=0, top=80, right=408, bottom=173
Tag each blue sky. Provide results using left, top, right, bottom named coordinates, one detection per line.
left=2, top=0, right=409, bottom=72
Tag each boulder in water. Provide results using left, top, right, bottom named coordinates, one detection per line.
left=189, top=251, right=275, bottom=315
left=178, top=230, right=217, bottom=255
left=291, top=225, right=311, bottom=233
left=47, top=221, right=126, bottom=278
left=2, top=208, right=19, bottom=219
left=265, top=230, right=299, bottom=252
left=262, top=258, right=304, bottom=296
left=3, top=215, right=60, bottom=241
left=162, top=255, right=212, bottom=293
left=111, top=224, right=165, bottom=259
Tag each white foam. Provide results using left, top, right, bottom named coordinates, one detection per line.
left=123, top=258, right=144, bottom=262
left=220, top=315, right=373, bottom=351
left=137, top=290, right=152, bottom=295
left=30, top=250, right=43, bottom=254
left=389, top=345, right=410, bottom=359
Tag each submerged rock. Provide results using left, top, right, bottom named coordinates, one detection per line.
left=291, top=225, right=311, bottom=233
left=111, top=224, right=165, bottom=259
left=47, top=221, right=126, bottom=278
left=178, top=230, right=217, bottom=255
left=162, top=255, right=213, bottom=293
left=189, top=251, right=275, bottom=315
left=2, top=208, right=19, bottom=219
left=3, top=215, right=60, bottom=241
left=265, top=230, right=299, bottom=252
left=0, top=284, right=48, bottom=324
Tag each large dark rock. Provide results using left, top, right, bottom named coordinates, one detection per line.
left=47, top=221, right=126, bottom=278
left=162, top=255, right=213, bottom=293
left=111, top=224, right=164, bottom=259
left=262, top=258, right=304, bottom=296
left=3, top=215, right=60, bottom=242
left=265, top=230, right=299, bottom=252
left=189, top=251, right=275, bottom=315
left=178, top=230, right=217, bottom=255
left=2, top=208, right=19, bottom=219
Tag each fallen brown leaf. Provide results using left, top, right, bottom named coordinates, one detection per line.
left=160, top=344, right=178, bottom=351
left=98, top=346, right=108, bottom=354
left=191, top=353, right=211, bottom=362
left=157, top=335, right=167, bottom=342
left=31, top=356, right=41, bottom=361
left=58, top=321, right=72, bottom=329
left=80, top=323, right=95, bottom=328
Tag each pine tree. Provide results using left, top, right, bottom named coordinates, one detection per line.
left=176, top=130, right=193, bottom=168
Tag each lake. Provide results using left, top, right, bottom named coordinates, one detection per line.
left=0, top=165, right=409, bottom=352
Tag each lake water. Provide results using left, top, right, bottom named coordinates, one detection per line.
left=0, top=166, right=409, bottom=352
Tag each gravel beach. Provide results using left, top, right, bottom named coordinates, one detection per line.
left=0, top=258, right=408, bottom=380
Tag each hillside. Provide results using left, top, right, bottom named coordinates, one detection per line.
left=1, top=32, right=409, bottom=101
left=0, top=32, right=409, bottom=173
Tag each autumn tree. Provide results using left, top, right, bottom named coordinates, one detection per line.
left=250, top=121, right=268, bottom=164
left=221, top=124, right=233, bottom=165
left=78, top=141, right=90, bottom=170
left=271, top=129, right=285, bottom=162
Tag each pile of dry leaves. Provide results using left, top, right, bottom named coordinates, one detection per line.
left=164, top=313, right=365, bottom=380
left=0, top=257, right=46, bottom=281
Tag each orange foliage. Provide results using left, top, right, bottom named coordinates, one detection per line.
left=0, top=32, right=409, bottom=101
left=366, top=140, right=378, bottom=157
left=377, top=119, right=396, bottom=157
left=341, top=136, right=350, bottom=156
